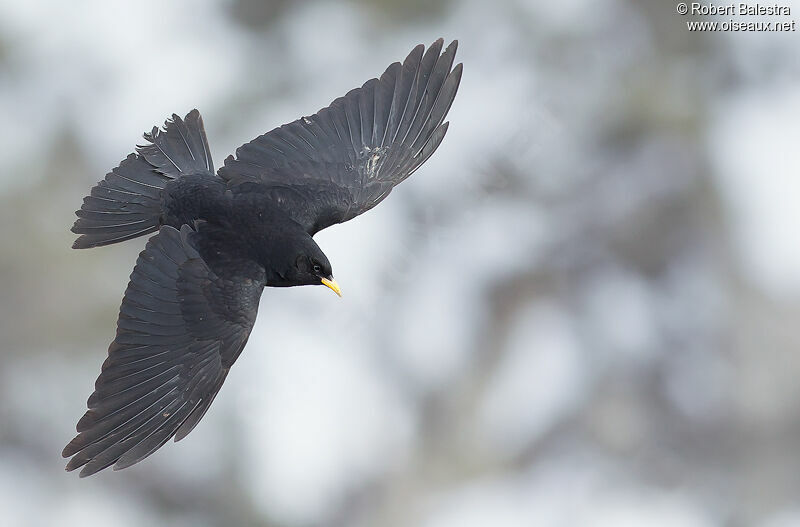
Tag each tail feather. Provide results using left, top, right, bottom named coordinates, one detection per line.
left=72, top=110, right=214, bottom=249
left=72, top=154, right=164, bottom=249
left=138, top=109, right=213, bottom=178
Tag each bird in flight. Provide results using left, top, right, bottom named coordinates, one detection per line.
left=63, top=39, right=462, bottom=476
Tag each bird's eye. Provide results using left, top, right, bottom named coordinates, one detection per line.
left=313, top=264, right=321, bottom=273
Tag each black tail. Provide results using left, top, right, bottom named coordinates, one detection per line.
left=71, top=109, right=214, bottom=249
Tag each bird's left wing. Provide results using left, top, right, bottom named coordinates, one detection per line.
left=63, top=225, right=265, bottom=476
left=218, top=38, right=462, bottom=234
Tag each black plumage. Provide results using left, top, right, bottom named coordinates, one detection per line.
left=64, top=39, right=462, bottom=476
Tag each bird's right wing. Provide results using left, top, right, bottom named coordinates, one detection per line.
left=218, top=39, right=462, bottom=234
left=63, top=224, right=265, bottom=476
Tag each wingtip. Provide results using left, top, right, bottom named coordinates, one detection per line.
left=427, top=38, right=445, bottom=57
left=65, top=452, right=90, bottom=475
left=446, top=40, right=459, bottom=57
left=407, top=43, right=425, bottom=63
left=432, top=38, right=458, bottom=54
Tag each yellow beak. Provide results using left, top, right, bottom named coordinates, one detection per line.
left=320, top=277, right=342, bottom=297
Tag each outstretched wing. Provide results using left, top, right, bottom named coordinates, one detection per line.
left=218, top=38, right=462, bottom=234
left=63, top=225, right=265, bottom=476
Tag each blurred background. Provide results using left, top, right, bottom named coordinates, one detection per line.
left=1, top=0, right=799, bottom=525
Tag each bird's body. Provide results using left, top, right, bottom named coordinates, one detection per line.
left=64, top=39, right=461, bottom=476
left=160, top=176, right=322, bottom=286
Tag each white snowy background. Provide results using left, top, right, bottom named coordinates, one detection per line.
left=1, top=0, right=799, bottom=526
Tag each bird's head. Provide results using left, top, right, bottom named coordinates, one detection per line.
left=278, top=234, right=341, bottom=297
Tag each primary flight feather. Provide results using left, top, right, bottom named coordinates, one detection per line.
left=64, top=39, right=462, bottom=476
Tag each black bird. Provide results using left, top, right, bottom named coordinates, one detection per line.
left=63, top=39, right=461, bottom=476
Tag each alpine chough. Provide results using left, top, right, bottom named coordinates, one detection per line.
left=63, top=39, right=462, bottom=476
